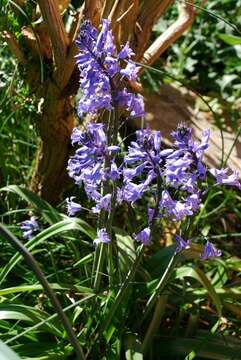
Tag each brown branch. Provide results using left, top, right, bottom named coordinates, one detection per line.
left=2, top=31, right=26, bottom=64
left=84, top=0, right=104, bottom=28
left=116, top=0, right=140, bottom=44
left=135, top=0, right=174, bottom=57
left=68, top=6, right=84, bottom=44
left=102, top=0, right=115, bottom=19
left=37, top=0, right=68, bottom=69
left=140, top=0, right=196, bottom=66
left=110, top=0, right=135, bottom=44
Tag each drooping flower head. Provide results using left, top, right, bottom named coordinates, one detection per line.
left=210, top=168, right=241, bottom=189
left=200, top=240, right=222, bottom=260
left=66, top=197, right=82, bottom=217
left=123, top=128, right=161, bottom=202
left=174, top=235, right=191, bottom=253
left=133, top=227, right=151, bottom=245
left=21, top=216, right=39, bottom=240
left=94, top=228, right=111, bottom=246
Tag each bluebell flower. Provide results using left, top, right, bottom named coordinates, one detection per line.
left=120, top=61, right=140, bottom=81
left=123, top=182, right=146, bottom=203
left=133, top=227, right=151, bottom=245
left=123, top=128, right=161, bottom=186
left=170, top=124, right=210, bottom=182
left=210, top=168, right=241, bottom=189
left=91, top=193, right=112, bottom=214
left=200, top=240, right=222, bottom=260
left=67, top=123, right=120, bottom=199
left=94, top=228, right=111, bottom=246
left=116, top=89, right=145, bottom=118
left=171, top=123, right=193, bottom=149
left=66, top=197, right=82, bottom=216
left=174, top=235, right=191, bottom=253
left=160, top=190, right=200, bottom=221
left=21, top=216, right=39, bottom=239
left=118, top=42, right=134, bottom=59
left=75, top=19, right=144, bottom=118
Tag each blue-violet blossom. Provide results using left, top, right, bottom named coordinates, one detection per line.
left=75, top=19, right=144, bottom=118
left=200, top=240, right=222, bottom=260
left=94, top=228, right=111, bottom=246
left=133, top=227, right=151, bottom=245
left=21, top=216, right=39, bottom=240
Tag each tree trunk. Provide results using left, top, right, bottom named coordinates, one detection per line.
left=30, top=81, right=75, bottom=203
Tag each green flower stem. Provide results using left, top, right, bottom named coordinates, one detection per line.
left=93, top=242, right=105, bottom=291
left=0, top=223, right=85, bottom=360
left=101, top=244, right=144, bottom=332
left=143, top=253, right=177, bottom=320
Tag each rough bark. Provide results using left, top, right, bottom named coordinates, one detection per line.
left=29, top=0, right=77, bottom=203
left=30, top=82, right=75, bottom=204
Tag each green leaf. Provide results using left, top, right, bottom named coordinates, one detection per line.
left=0, top=304, right=62, bottom=337
left=0, top=283, right=67, bottom=296
left=0, top=185, right=61, bottom=224
left=0, top=218, right=95, bottom=285
left=73, top=253, right=94, bottom=268
left=145, top=245, right=176, bottom=278
left=115, top=228, right=136, bottom=278
left=219, top=33, right=241, bottom=45
left=0, top=340, right=22, bottom=360
left=174, top=266, right=222, bottom=317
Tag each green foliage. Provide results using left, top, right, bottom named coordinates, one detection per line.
left=164, top=0, right=241, bottom=101
left=0, top=185, right=241, bottom=359
left=0, top=45, right=37, bottom=187
left=143, top=0, right=241, bottom=131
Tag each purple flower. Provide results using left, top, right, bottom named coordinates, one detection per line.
left=21, top=216, right=39, bottom=239
left=123, top=182, right=145, bottom=203
left=123, top=128, right=161, bottom=201
left=174, top=235, right=191, bottom=253
left=133, top=227, right=151, bottom=245
left=118, top=42, right=134, bottom=59
left=116, top=89, right=144, bottom=118
left=128, top=94, right=145, bottom=118
left=66, top=197, right=82, bottom=216
left=200, top=240, right=222, bottom=260
left=94, top=228, right=111, bottom=246
left=75, top=19, right=144, bottom=118
left=185, top=193, right=200, bottom=212
left=210, top=168, right=241, bottom=189
left=171, top=123, right=193, bottom=149
left=120, top=61, right=140, bottom=81
left=67, top=123, right=120, bottom=198
left=92, top=193, right=112, bottom=214
left=160, top=190, right=200, bottom=221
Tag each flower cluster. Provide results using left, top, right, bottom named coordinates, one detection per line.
left=67, top=122, right=120, bottom=216
left=65, top=19, right=241, bottom=260
left=122, top=124, right=207, bottom=221
left=75, top=19, right=144, bottom=118
left=123, top=123, right=240, bottom=227
left=67, top=120, right=240, bottom=259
